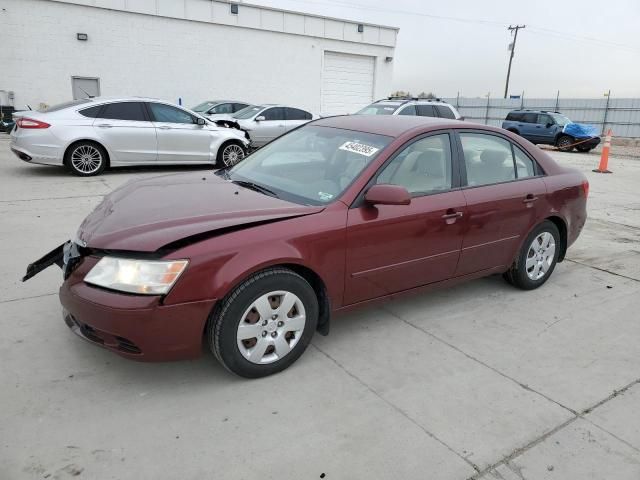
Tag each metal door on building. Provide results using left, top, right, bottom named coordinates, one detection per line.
left=321, top=51, right=375, bottom=116
left=71, top=77, right=100, bottom=99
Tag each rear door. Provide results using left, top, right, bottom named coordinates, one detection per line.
left=251, top=107, right=286, bottom=146
left=344, top=132, right=467, bottom=304
left=454, top=130, right=548, bottom=275
left=518, top=112, right=539, bottom=141
left=284, top=108, right=312, bottom=132
left=147, top=102, right=212, bottom=164
left=93, top=101, right=157, bottom=164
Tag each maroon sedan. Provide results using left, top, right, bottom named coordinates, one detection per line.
left=24, top=116, right=588, bottom=377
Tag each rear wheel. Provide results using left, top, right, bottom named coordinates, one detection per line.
left=556, top=135, right=574, bottom=152
left=65, top=141, right=107, bottom=176
left=504, top=220, right=560, bottom=290
left=217, top=141, right=246, bottom=167
left=208, top=268, right=318, bottom=378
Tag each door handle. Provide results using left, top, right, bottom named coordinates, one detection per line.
left=442, top=211, right=463, bottom=224
left=97, top=123, right=112, bottom=128
left=158, top=125, right=172, bottom=130
left=523, top=194, right=539, bottom=204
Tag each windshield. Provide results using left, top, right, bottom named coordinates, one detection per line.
left=550, top=113, right=571, bottom=126
left=356, top=104, right=400, bottom=115
left=233, top=106, right=264, bottom=119
left=192, top=101, right=218, bottom=113
left=226, top=125, right=392, bottom=205
left=39, top=99, right=91, bottom=113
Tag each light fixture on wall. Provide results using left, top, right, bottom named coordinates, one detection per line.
left=385, top=56, right=393, bottom=62
left=77, top=33, right=88, bottom=41
left=357, top=24, right=364, bottom=33
left=230, top=3, right=239, bottom=14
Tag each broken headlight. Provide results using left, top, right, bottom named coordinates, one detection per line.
left=84, top=257, right=189, bottom=295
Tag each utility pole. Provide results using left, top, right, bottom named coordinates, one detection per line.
left=504, top=25, right=525, bottom=99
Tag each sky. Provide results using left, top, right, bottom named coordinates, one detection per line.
left=250, top=0, right=640, bottom=99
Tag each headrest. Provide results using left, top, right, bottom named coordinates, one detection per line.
left=480, top=149, right=508, bottom=166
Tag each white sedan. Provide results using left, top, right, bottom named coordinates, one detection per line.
left=10, top=97, right=250, bottom=176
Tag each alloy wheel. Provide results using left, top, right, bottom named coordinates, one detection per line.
left=71, top=145, right=103, bottom=174
left=236, top=291, right=306, bottom=365
left=525, top=232, right=556, bottom=280
left=222, top=144, right=245, bottom=167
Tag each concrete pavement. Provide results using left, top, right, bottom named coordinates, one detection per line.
left=0, top=136, right=639, bottom=479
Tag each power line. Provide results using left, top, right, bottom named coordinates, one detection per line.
left=268, top=0, right=640, bottom=53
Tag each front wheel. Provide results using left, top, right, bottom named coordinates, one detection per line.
left=504, top=220, right=560, bottom=290
left=208, top=268, right=318, bottom=378
left=217, top=142, right=246, bottom=167
left=65, top=141, right=107, bottom=176
left=576, top=144, right=593, bottom=153
left=556, top=135, right=574, bottom=152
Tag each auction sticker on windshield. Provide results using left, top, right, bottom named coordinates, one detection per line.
left=339, top=141, right=380, bottom=157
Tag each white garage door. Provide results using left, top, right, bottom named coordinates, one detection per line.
left=321, top=51, right=375, bottom=116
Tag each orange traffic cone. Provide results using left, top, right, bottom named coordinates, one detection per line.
left=593, top=129, right=613, bottom=173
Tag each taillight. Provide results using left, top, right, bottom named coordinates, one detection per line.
left=582, top=180, right=589, bottom=197
left=17, top=118, right=50, bottom=129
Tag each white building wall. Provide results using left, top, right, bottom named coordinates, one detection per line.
left=0, top=0, right=397, bottom=115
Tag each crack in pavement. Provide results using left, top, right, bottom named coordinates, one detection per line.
left=383, top=307, right=578, bottom=415
left=310, top=343, right=482, bottom=474
left=0, top=194, right=105, bottom=203
left=565, top=258, right=640, bottom=282
left=471, top=377, right=640, bottom=479
left=0, top=292, right=57, bottom=304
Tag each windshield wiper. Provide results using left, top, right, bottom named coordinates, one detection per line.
left=231, top=180, right=279, bottom=198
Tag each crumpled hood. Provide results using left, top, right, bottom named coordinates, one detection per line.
left=76, top=172, right=324, bottom=252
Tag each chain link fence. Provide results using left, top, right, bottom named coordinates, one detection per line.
left=443, top=96, right=640, bottom=138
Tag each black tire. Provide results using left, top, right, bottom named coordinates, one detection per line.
left=64, top=141, right=107, bottom=176
left=208, top=268, right=318, bottom=378
left=216, top=141, right=246, bottom=167
left=576, top=144, right=593, bottom=153
left=504, top=220, right=561, bottom=290
left=556, top=135, right=574, bottom=152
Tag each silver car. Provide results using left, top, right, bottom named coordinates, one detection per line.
left=191, top=100, right=253, bottom=120
left=228, top=105, right=314, bottom=147
left=10, top=97, right=250, bottom=176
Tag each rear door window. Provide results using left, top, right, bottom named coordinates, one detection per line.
left=522, top=113, right=538, bottom=124
left=435, top=105, right=456, bottom=119
left=79, top=105, right=103, bottom=118
left=233, top=103, right=250, bottom=112
left=398, top=105, right=416, bottom=116
left=262, top=107, right=286, bottom=121
left=285, top=108, right=312, bottom=120
left=460, top=133, right=516, bottom=186
left=416, top=105, right=436, bottom=117
left=99, top=102, right=147, bottom=121
left=210, top=103, right=233, bottom=114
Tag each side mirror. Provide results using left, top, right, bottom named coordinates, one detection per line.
left=545, top=122, right=554, bottom=128
left=364, top=184, right=411, bottom=206
left=196, top=117, right=206, bottom=126
left=255, top=116, right=266, bottom=122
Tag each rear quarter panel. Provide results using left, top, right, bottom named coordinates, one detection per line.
left=542, top=170, right=588, bottom=248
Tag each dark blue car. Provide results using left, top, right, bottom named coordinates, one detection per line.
left=502, top=110, right=600, bottom=152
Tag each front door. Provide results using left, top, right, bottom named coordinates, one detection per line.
left=92, top=101, right=157, bottom=164
left=344, top=132, right=467, bottom=305
left=147, top=102, right=213, bottom=164
left=455, top=131, right=548, bottom=275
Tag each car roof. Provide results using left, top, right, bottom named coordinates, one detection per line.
left=311, top=115, right=469, bottom=137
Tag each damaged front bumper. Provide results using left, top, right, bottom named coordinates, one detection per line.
left=22, top=241, right=86, bottom=282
